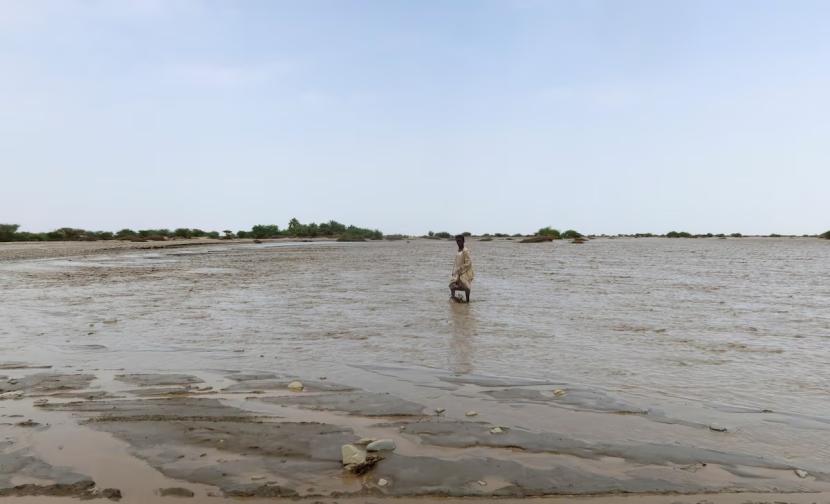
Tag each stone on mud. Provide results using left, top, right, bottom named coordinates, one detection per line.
left=159, top=486, right=195, bottom=497
left=366, top=439, right=396, bottom=452
left=341, top=444, right=366, bottom=465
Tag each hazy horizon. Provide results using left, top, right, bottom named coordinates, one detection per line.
left=2, top=1, right=828, bottom=236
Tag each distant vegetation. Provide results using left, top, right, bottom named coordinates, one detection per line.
left=0, top=218, right=383, bottom=242
left=536, top=227, right=561, bottom=239
left=821, top=231, right=830, bottom=239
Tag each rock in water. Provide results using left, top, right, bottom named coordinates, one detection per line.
left=465, top=410, right=479, bottom=417
left=287, top=381, right=304, bottom=392
left=366, top=439, right=396, bottom=452
left=553, top=389, right=567, bottom=397
left=341, top=444, right=366, bottom=466
left=795, top=469, right=809, bottom=478
left=378, top=478, right=389, bottom=487
left=490, top=426, right=505, bottom=434
left=708, top=424, right=728, bottom=432
left=355, top=438, right=375, bottom=446
left=101, top=488, right=122, bottom=500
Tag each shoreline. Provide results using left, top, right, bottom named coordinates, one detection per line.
left=0, top=237, right=343, bottom=262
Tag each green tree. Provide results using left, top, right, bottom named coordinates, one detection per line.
left=115, top=229, right=136, bottom=239
left=0, top=224, right=20, bottom=242
left=537, top=227, right=561, bottom=239
left=287, top=218, right=303, bottom=236
left=820, top=230, right=830, bottom=239
left=562, top=229, right=583, bottom=239
left=251, top=224, right=279, bottom=239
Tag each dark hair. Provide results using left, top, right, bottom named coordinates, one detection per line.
left=455, top=234, right=465, bottom=241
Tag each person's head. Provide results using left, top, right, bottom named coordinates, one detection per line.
left=455, top=234, right=465, bottom=250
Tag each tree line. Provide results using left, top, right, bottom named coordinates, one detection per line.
left=0, top=219, right=383, bottom=242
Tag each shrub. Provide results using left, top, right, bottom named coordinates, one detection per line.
left=820, top=230, right=830, bottom=239
left=251, top=225, right=280, bottom=239
left=730, top=233, right=742, bottom=238
left=433, top=231, right=452, bottom=239
left=115, top=229, right=137, bottom=240
left=666, top=231, right=692, bottom=238
left=537, top=227, right=561, bottom=239
left=562, top=229, right=583, bottom=239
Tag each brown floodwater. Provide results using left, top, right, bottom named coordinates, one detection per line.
left=1, top=237, right=829, bottom=474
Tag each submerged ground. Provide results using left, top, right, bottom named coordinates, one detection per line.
left=0, top=238, right=828, bottom=503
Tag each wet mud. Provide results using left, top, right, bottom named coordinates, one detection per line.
left=1, top=239, right=829, bottom=503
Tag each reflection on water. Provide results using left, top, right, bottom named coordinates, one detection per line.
left=448, top=302, right=477, bottom=374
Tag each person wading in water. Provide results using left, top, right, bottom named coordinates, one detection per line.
left=449, top=234, right=474, bottom=303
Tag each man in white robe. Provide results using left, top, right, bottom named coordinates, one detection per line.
left=449, top=235, right=474, bottom=303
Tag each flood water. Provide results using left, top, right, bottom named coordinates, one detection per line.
left=1, top=237, right=829, bottom=468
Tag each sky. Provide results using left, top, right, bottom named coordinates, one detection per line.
left=1, top=0, right=828, bottom=236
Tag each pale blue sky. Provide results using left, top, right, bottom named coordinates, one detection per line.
left=1, top=1, right=828, bottom=235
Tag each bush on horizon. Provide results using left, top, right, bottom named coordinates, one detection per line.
left=666, top=231, right=692, bottom=238
left=536, top=227, right=561, bottom=239
left=820, top=230, right=830, bottom=239
left=562, top=229, right=583, bottom=239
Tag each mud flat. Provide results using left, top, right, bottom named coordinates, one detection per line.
left=1, top=367, right=829, bottom=503
left=1, top=239, right=829, bottom=502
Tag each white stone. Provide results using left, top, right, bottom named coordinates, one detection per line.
left=795, top=469, right=808, bottom=478
left=366, top=439, right=396, bottom=452
left=287, top=381, right=304, bottom=392
left=465, top=410, right=478, bottom=417
left=477, top=480, right=487, bottom=486
left=553, top=389, right=567, bottom=397
left=378, top=478, right=389, bottom=487
left=489, top=426, right=505, bottom=434
left=341, top=444, right=366, bottom=466
left=708, top=424, right=727, bottom=432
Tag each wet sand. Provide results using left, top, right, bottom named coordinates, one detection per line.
left=1, top=238, right=828, bottom=503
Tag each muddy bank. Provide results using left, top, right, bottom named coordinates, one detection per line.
left=2, top=369, right=826, bottom=503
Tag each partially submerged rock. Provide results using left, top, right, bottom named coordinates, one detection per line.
left=340, top=444, right=382, bottom=474
left=341, top=444, right=366, bottom=466
left=366, top=439, right=396, bottom=452
left=159, top=486, right=195, bottom=497
left=287, top=381, right=304, bottom=392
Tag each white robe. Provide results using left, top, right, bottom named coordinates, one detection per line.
left=450, top=247, right=474, bottom=289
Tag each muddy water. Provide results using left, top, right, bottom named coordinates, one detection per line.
left=1, top=238, right=829, bottom=471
